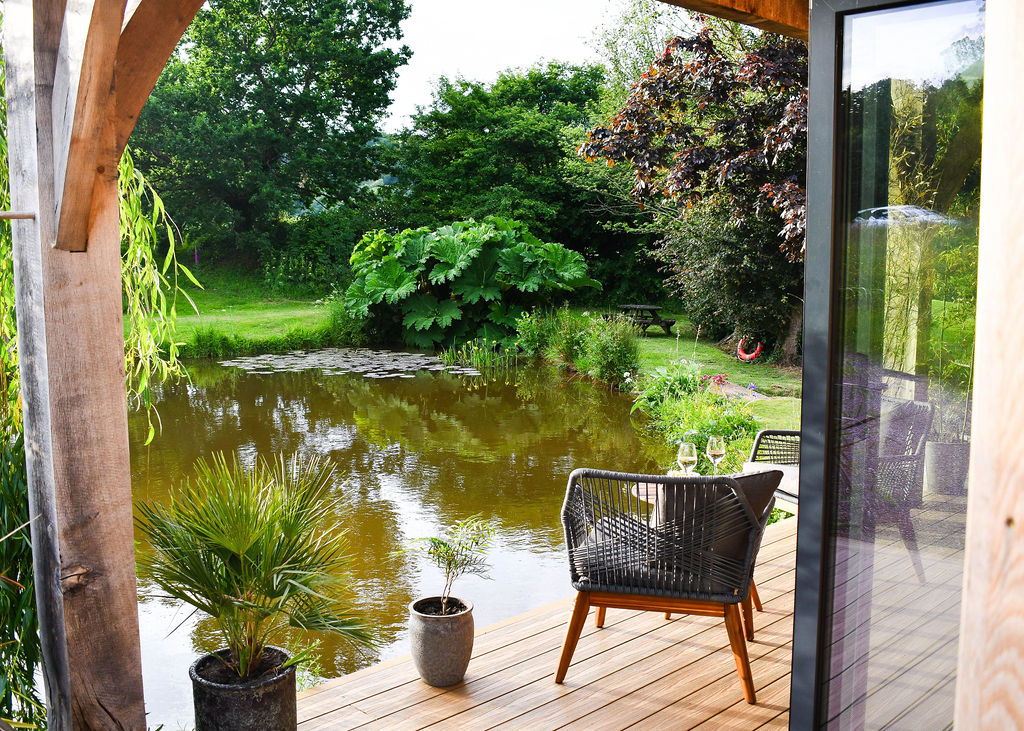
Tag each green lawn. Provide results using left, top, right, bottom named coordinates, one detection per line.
left=631, top=312, right=802, bottom=397
left=170, top=269, right=332, bottom=342
left=630, top=312, right=802, bottom=431
left=176, top=287, right=330, bottom=341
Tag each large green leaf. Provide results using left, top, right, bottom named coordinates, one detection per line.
left=451, top=247, right=502, bottom=303
left=487, top=301, right=525, bottom=328
left=364, top=259, right=418, bottom=305
left=343, top=278, right=372, bottom=317
left=349, top=230, right=394, bottom=274
left=402, top=294, right=463, bottom=332
left=497, top=244, right=544, bottom=292
left=395, top=228, right=434, bottom=271
left=536, top=243, right=587, bottom=287
left=429, top=229, right=482, bottom=284
left=403, top=326, right=444, bottom=349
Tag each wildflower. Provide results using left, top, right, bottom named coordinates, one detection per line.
left=623, top=371, right=631, bottom=378
left=747, top=382, right=757, bottom=391
left=583, top=311, right=590, bottom=316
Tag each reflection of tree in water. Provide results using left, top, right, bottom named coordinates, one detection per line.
left=130, top=360, right=667, bottom=678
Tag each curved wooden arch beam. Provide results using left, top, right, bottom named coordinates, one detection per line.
left=51, top=0, right=124, bottom=251
left=113, top=0, right=205, bottom=153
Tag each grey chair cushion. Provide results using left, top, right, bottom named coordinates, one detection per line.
left=712, top=470, right=782, bottom=562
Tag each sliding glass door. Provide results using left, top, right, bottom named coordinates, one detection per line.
left=794, top=1, right=984, bottom=726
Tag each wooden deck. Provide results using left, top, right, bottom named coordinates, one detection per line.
left=298, top=517, right=797, bottom=730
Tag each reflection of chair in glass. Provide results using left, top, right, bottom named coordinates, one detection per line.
left=554, top=468, right=780, bottom=704
left=870, top=398, right=934, bottom=581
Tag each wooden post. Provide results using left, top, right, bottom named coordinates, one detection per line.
left=3, top=2, right=72, bottom=727
left=4, top=0, right=207, bottom=725
left=955, top=2, right=1024, bottom=725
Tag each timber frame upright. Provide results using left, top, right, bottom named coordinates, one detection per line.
left=2, top=1, right=202, bottom=727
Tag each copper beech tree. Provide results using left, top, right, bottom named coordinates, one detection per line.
left=579, top=18, right=807, bottom=360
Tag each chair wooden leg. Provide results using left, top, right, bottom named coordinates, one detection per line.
left=594, top=606, right=606, bottom=628
left=750, top=581, right=763, bottom=612
left=664, top=612, right=672, bottom=620
left=723, top=603, right=757, bottom=704
left=742, top=595, right=754, bottom=641
left=555, top=592, right=591, bottom=683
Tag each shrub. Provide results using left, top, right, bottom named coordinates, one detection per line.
left=343, top=217, right=600, bottom=349
left=545, top=308, right=590, bottom=366
left=632, top=361, right=761, bottom=473
left=516, top=308, right=641, bottom=389
left=513, top=309, right=557, bottom=357
left=576, top=316, right=640, bottom=387
left=631, top=360, right=703, bottom=412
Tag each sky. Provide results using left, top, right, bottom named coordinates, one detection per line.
left=382, top=0, right=628, bottom=131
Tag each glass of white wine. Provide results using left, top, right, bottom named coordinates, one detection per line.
left=706, top=436, right=726, bottom=476
left=676, top=442, right=698, bottom=475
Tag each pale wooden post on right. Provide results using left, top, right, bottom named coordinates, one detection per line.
left=956, top=1, right=1024, bottom=725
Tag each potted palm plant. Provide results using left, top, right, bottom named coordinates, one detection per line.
left=399, top=516, right=495, bottom=687
left=136, top=452, right=375, bottom=731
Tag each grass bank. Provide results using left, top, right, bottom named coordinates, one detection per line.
left=166, top=269, right=358, bottom=358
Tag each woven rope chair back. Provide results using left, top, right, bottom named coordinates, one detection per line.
left=561, top=469, right=768, bottom=605
left=749, top=430, right=801, bottom=465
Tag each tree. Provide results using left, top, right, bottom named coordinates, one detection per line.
left=380, top=66, right=597, bottom=241
left=131, top=0, right=411, bottom=262
left=579, top=16, right=807, bottom=360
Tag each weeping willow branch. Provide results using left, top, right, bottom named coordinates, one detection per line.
left=119, top=148, right=200, bottom=443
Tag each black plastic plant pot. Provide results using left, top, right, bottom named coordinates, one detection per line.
left=189, top=645, right=297, bottom=731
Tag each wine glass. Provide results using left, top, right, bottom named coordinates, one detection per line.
left=676, top=442, right=698, bottom=475
left=706, top=436, right=726, bottom=475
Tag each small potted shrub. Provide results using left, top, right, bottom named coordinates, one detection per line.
left=399, top=516, right=495, bottom=687
left=136, top=453, right=375, bottom=731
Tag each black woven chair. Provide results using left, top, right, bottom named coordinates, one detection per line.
left=554, top=468, right=781, bottom=704
left=742, top=429, right=801, bottom=618
left=749, top=429, right=801, bottom=467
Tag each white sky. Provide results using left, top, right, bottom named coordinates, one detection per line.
left=382, top=0, right=629, bottom=131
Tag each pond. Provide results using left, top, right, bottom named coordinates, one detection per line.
left=129, top=349, right=671, bottom=728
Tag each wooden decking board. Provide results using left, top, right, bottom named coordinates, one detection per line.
left=494, top=609, right=793, bottom=730
left=593, top=636, right=793, bottom=731
left=880, top=669, right=956, bottom=730
left=298, top=599, right=582, bottom=721
left=305, top=605, right=675, bottom=729
left=350, top=609, right=669, bottom=727
left=298, top=520, right=797, bottom=730
left=688, top=672, right=792, bottom=730
left=426, top=562, right=798, bottom=729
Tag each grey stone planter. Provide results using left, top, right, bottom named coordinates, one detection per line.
left=189, top=645, right=296, bottom=731
left=409, top=596, right=474, bottom=687
left=924, top=440, right=970, bottom=496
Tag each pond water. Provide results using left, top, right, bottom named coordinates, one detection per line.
left=129, top=350, right=670, bottom=728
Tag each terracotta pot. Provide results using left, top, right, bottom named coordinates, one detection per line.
left=190, top=645, right=296, bottom=731
left=409, top=596, right=474, bottom=687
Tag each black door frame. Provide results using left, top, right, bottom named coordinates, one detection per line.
left=789, top=0, right=961, bottom=726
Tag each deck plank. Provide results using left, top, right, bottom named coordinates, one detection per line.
left=298, top=518, right=798, bottom=730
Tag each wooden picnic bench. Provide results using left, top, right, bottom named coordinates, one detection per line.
left=616, top=304, right=676, bottom=336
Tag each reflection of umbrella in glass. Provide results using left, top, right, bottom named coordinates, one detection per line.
left=853, top=205, right=959, bottom=227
